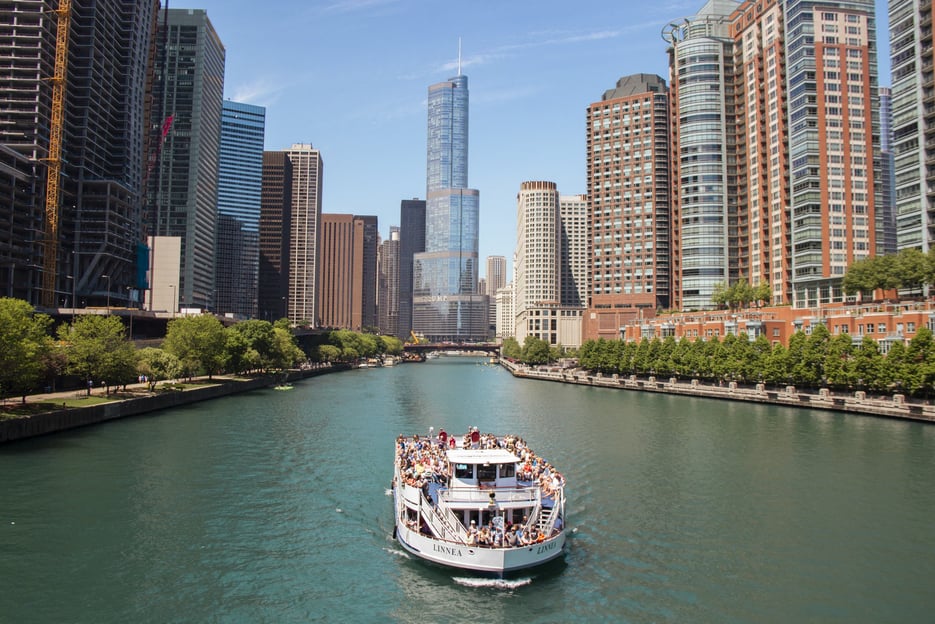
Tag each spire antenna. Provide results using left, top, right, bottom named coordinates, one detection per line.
left=458, top=37, right=462, bottom=75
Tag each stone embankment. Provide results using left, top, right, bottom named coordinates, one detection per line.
left=501, top=360, right=935, bottom=424
left=0, top=367, right=337, bottom=444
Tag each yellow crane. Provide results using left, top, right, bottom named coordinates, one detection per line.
left=41, top=0, right=71, bottom=307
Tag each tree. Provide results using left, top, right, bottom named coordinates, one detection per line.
left=501, top=337, right=522, bottom=360
left=897, top=248, right=929, bottom=295
left=162, top=315, right=227, bottom=379
left=59, top=314, right=137, bottom=395
left=0, top=298, right=53, bottom=402
left=753, top=282, right=772, bottom=307
left=903, top=327, right=935, bottom=396
left=521, top=336, right=552, bottom=365
left=137, top=347, right=182, bottom=391
left=269, top=326, right=305, bottom=370
left=231, top=320, right=276, bottom=370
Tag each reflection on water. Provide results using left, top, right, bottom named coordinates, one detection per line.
left=1, top=358, right=934, bottom=623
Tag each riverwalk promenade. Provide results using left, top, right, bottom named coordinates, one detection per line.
left=0, top=366, right=339, bottom=444
left=501, top=359, right=935, bottom=424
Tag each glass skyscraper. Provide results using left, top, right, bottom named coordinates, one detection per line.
left=216, top=100, right=265, bottom=317
left=412, top=73, right=488, bottom=341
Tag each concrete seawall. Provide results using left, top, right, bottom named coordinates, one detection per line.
left=501, top=360, right=935, bottom=424
left=0, top=367, right=337, bottom=444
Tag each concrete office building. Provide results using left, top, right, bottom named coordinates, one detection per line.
left=378, top=226, right=400, bottom=337
left=284, top=144, right=323, bottom=326
left=147, top=8, right=225, bottom=311
left=514, top=181, right=585, bottom=349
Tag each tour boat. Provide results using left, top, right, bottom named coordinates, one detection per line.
left=392, top=429, right=566, bottom=574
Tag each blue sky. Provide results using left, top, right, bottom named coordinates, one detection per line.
left=190, top=0, right=890, bottom=281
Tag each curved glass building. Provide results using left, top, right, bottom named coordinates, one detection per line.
left=412, top=73, right=487, bottom=341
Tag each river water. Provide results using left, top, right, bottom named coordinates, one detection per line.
left=2, top=358, right=934, bottom=623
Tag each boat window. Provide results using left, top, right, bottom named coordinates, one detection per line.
left=454, top=463, right=473, bottom=479
left=477, top=463, right=496, bottom=482
left=499, top=463, right=515, bottom=478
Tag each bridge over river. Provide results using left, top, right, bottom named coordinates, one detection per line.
left=402, top=342, right=501, bottom=355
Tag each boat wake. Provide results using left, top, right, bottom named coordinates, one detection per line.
left=384, top=547, right=411, bottom=559
left=452, top=576, right=533, bottom=589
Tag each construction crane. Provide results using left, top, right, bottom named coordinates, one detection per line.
left=41, top=0, right=72, bottom=307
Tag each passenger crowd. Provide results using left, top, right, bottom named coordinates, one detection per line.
left=394, top=428, right=564, bottom=494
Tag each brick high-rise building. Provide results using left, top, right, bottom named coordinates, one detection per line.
left=584, top=74, right=670, bottom=339
left=317, top=213, right=378, bottom=330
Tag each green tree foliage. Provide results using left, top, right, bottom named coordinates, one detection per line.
left=0, top=298, right=53, bottom=401
left=501, top=337, right=522, bottom=360
left=380, top=335, right=404, bottom=356
left=710, top=279, right=762, bottom=310
left=137, top=347, right=182, bottom=391
left=521, top=336, right=552, bottom=365
left=58, top=314, right=137, bottom=394
left=842, top=248, right=933, bottom=297
left=903, top=327, right=935, bottom=396
left=270, top=327, right=305, bottom=370
left=574, top=325, right=934, bottom=397
left=162, top=315, right=227, bottom=379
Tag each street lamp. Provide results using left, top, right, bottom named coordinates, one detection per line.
left=169, top=284, right=175, bottom=317
left=102, top=274, right=111, bottom=309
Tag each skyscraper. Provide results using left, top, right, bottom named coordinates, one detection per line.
left=398, top=198, right=425, bottom=341
left=585, top=74, right=671, bottom=337
left=485, top=256, right=507, bottom=296
left=412, top=71, right=488, bottom=341
left=216, top=100, right=265, bottom=318
left=665, top=2, right=738, bottom=311
left=485, top=255, right=507, bottom=336
left=318, top=214, right=372, bottom=330
left=781, top=0, right=878, bottom=306
left=258, top=151, right=292, bottom=321
left=513, top=181, right=586, bottom=348
left=378, top=226, right=400, bottom=337
left=147, top=8, right=225, bottom=311
left=878, top=87, right=897, bottom=256
left=890, top=0, right=934, bottom=253
left=0, top=0, right=161, bottom=307
left=284, top=144, right=323, bottom=326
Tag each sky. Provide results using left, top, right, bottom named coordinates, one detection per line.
left=186, top=0, right=890, bottom=282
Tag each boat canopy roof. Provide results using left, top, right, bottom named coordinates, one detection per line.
left=446, top=448, right=519, bottom=465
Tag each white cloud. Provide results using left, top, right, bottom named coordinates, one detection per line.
left=229, top=78, right=288, bottom=107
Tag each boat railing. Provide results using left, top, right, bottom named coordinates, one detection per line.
left=420, top=494, right=467, bottom=545
left=438, top=485, right=540, bottom=506
left=536, top=487, right=564, bottom=535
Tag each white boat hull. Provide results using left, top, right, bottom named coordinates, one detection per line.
left=395, top=520, right=565, bottom=574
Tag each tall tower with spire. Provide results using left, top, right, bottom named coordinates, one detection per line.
left=411, top=57, right=488, bottom=341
